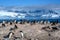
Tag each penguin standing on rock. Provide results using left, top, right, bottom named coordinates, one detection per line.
left=3, top=32, right=14, bottom=39
left=10, top=22, right=12, bottom=25
left=2, top=23, right=5, bottom=27
left=20, top=31, right=24, bottom=38
left=9, top=25, right=18, bottom=31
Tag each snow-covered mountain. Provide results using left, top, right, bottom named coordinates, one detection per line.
left=0, top=6, right=60, bottom=22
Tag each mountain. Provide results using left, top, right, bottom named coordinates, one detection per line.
left=0, top=4, right=60, bottom=22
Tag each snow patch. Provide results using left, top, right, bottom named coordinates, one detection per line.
left=0, top=11, right=18, bottom=17
left=41, top=14, right=60, bottom=18
left=51, top=14, right=59, bottom=18
left=0, top=11, right=26, bottom=19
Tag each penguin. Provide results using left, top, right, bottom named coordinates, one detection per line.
left=3, top=32, right=14, bottom=38
left=2, top=23, right=5, bottom=27
left=51, top=26, right=58, bottom=31
left=14, top=25, right=18, bottom=29
left=20, top=31, right=24, bottom=38
left=10, top=22, right=12, bottom=25
left=42, top=26, right=50, bottom=30
left=9, top=25, right=18, bottom=31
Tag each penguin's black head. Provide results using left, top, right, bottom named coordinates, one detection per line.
left=20, top=31, right=23, bottom=32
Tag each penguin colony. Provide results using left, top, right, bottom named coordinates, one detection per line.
left=0, top=20, right=60, bottom=40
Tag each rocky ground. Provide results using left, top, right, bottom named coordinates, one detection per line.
left=0, top=22, right=60, bottom=40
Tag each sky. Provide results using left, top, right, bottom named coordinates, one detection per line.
left=0, top=0, right=60, bottom=7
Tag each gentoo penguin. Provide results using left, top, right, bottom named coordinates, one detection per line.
left=10, top=22, right=12, bottom=25
left=9, top=25, right=18, bottom=31
left=20, top=31, right=24, bottom=38
left=3, top=32, right=14, bottom=38
left=51, top=26, right=58, bottom=31
left=2, top=23, right=5, bottom=27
